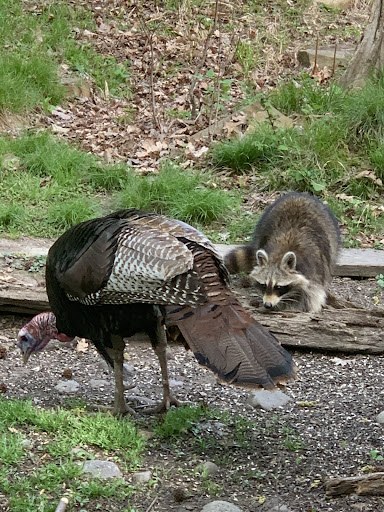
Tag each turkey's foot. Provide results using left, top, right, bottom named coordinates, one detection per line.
left=112, top=402, right=137, bottom=417
left=142, top=394, right=181, bottom=414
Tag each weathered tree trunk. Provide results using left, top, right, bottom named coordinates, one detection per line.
left=339, top=0, right=384, bottom=88
left=250, top=307, right=384, bottom=354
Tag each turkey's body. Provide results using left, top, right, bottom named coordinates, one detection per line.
left=40, top=209, right=296, bottom=414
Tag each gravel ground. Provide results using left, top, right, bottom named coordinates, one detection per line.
left=1, top=277, right=384, bottom=512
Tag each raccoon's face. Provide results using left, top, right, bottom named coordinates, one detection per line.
left=250, top=249, right=309, bottom=311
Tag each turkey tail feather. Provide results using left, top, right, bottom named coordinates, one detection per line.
left=166, top=302, right=296, bottom=390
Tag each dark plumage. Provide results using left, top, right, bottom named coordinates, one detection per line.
left=18, top=209, right=296, bottom=414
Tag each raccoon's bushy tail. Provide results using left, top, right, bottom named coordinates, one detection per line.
left=165, top=301, right=296, bottom=389
left=224, top=245, right=255, bottom=274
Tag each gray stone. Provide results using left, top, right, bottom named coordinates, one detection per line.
left=80, top=460, right=122, bottom=479
left=169, top=379, right=184, bottom=388
left=247, top=389, right=291, bottom=411
left=127, top=394, right=157, bottom=407
left=96, top=358, right=110, bottom=373
left=262, top=498, right=293, bottom=512
left=123, top=362, right=134, bottom=377
left=201, top=501, right=243, bottom=512
left=132, top=470, right=152, bottom=484
left=89, top=379, right=109, bottom=389
left=297, top=46, right=354, bottom=69
left=376, top=411, right=384, bottom=424
left=200, top=461, right=219, bottom=476
left=268, top=505, right=292, bottom=512
left=21, top=438, right=33, bottom=450
left=55, top=380, right=80, bottom=394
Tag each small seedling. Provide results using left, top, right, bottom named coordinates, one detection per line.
left=370, top=449, right=383, bottom=461
left=375, top=274, right=384, bottom=289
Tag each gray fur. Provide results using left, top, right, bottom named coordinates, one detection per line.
left=226, top=193, right=341, bottom=313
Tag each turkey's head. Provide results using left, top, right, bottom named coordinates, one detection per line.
left=17, top=312, right=74, bottom=363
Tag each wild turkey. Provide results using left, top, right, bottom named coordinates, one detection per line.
left=18, top=209, right=296, bottom=415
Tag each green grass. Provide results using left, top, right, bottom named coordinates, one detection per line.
left=0, top=131, right=238, bottom=236
left=270, top=75, right=346, bottom=116
left=0, top=53, right=65, bottom=113
left=0, top=0, right=130, bottom=114
left=118, top=161, right=240, bottom=226
left=211, top=72, right=384, bottom=243
left=0, top=397, right=143, bottom=511
left=154, top=404, right=216, bottom=438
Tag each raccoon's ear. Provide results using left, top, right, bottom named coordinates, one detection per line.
left=256, top=249, right=268, bottom=266
left=281, top=251, right=297, bottom=270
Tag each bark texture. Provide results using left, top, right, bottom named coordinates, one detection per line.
left=340, top=0, right=384, bottom=88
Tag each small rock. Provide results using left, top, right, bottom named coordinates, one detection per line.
left=97, top=358, right=110, bottom=373
left=123, top=362, right=134, bottom=377
left=80, top=460, right=122, bottom=479
left=172, top=486, right=188, bottom=502
left=262, top=498, right=293, bottom=512
left=377, top=411, right=384, bottom=424
left=201, top=501, right=243, bottom=512
left=21, top=438, right=33, bottom=450
left=132, top=470, right=152, bottom=484
left=127, top=394, right=157, bottom=407
left=247, top=389, right=291, bottom=411
left=55, top=380, right=80, bottom=394
left=169, top=379, right=184, bottom=388
left=268, top=505, right=292, bottom=512
left=62, top=368, right=73, bottom=379
left=89, top=379, right=109, bottom=389
left=200, top=461, right=219, bottom=476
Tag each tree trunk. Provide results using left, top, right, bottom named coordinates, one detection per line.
left=339, top=0, right=384, bottom=88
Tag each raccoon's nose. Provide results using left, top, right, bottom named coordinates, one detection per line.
left=264, top=301, right=273, bottom=309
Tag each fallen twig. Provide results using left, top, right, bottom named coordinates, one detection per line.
left=55, top=497, right=69, bottom=512
left=188, top=0, right=220, bottom=119
left=139, top=17, right=161, bottom=131
left=145, top=496, right=158, bottom=512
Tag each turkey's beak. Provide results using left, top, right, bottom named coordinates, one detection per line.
left=17, top=332, right=35, bottom=364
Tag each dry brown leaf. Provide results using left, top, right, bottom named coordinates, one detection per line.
left=223, top=120, right=243, bottom=136
left=355, top=170, right=382, bottom=186
left=336, top=193, right=355, bottom=202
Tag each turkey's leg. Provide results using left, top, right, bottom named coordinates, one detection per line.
left=111, top=335, right=135, bottom=416
left=144, top=308, right=180, bottom=414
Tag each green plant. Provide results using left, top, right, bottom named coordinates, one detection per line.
left=201, top=479, right=224, bottom=496
left=154, top=404, right=214, bottom=438
left=0, top=397, right=144, bottom=511
left=370, top=449, right=383, bottom=461
left=119, top=162, right=239, bottom=225
left=236, top=40, right=259, bottom=78
left=376, top=274, right=384, bottom=289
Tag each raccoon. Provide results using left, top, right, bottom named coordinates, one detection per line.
left=224, top=193, right=341, bottom=313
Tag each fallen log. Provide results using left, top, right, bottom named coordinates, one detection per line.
left=250, top=307, right=384, bottom=354
left=325, top=472, right=384, bottom=496
left=0, top=270, right=48, bottom=315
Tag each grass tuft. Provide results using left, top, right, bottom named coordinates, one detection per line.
left=119, top=162, right=239, bottom=225
left=0, top=397, right=143, bottom=511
